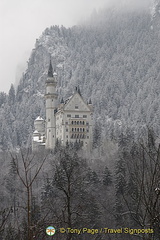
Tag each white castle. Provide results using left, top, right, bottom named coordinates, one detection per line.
left=32, top=60, right=93, bottom=151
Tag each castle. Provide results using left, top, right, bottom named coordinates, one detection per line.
left=32, top=60, right=93, bottom=151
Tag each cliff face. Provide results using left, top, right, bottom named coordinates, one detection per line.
left=1, top=6, right=160, bottom=149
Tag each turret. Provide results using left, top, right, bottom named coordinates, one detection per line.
left=32, top=117, right=45, bottom=151
left=34, top=116, right=45, bottom=134
left=45, top=60, right=58, bottom=149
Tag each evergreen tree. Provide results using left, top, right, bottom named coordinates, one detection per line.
left=8, top=84, right=15, bottom=106
left=0, top=92, right=6, bottom=107
left=103, top=166, right=112, bottom=186
left=41, top=147, right=101, bottom=239
left=92, top=120, right=102, bottom=149
left=114, top=157, right=127, bottom=227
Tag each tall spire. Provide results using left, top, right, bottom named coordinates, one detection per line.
left=88, top=98, right=92, bottom=104
left=77, top=85, right=81, bottom=96
left=48, top=59, right=53, bottom=77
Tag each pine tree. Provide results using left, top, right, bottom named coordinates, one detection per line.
left=103, top=166, right=112, bottom=186
left=114, top=158, right=127, bottom=227
left=8, top=84, right=15, bottom=106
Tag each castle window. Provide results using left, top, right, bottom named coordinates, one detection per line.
left=87, top=129, right=89, bottom=132
left=52, top=99, right=53, bottom=101
left=72, top=128, right=74, bottom=132
left=80, top=128, right=82, bottom=132
left=53, top=135, right=54, bottom=138
left=66, top=135, right=68, bottom=138
left=75, top=105, right=79, bottom=109
left=83, top=128, right=85, bottom=132
left=86, top=122, right=89, bottom=126
left=48, top=118, right=50, bottom=122
left=83, top=115, right=87, bottom=118
left=67, top=114, right=71, bottom=117
left=66, top=122, right=68, bottom=125
left=77, top=128, right=79, bottom=132
left=71, top=121, right=73, bottom=124
left=66, top=129, right=68, bottom=132
left=77, top=121, right=79, bottom=125
left=80, top=121, right=82, bottom=124
left=75, top=115, right=79, bottom=118
left=87, top=136, right=89, bottom=139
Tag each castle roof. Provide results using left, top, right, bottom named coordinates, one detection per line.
left=33, top=130, right=39, bottom=134
left=56, top=90, right=91, bottom=114
left=48, top=59, right=53, bottom=77
left=35, top=116, right=44, bottom=121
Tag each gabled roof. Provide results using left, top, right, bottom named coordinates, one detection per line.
left=63, top=92, right=91, bottom=112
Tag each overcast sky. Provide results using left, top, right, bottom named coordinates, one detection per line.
left=0, top=0, right=152, bottom=93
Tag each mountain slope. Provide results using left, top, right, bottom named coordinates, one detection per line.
left=1, top=7, right=160, bottom=149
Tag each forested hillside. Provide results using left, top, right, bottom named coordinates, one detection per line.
left=1, top=3, right=160, bottom=149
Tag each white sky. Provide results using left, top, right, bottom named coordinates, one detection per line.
left=0, top=0, right=152, bottom=93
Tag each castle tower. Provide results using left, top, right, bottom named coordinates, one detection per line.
left=45, top=60, right=58, bottom=149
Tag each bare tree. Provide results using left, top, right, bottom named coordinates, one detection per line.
left=10, top=148, right=47, bottom=240
left=121, top=130, right=160, bottom=240
left=0, top=207, right=11, bottom=235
